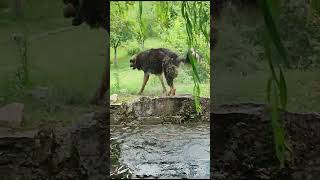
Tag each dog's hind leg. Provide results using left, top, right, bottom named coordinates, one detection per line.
left=163, top=68, right=177, bottom=96
left=138, top=73, right=150, bottom=95
left=163, top=58, right=178, bottom=96
left=158, top=74, right=167, bottom=94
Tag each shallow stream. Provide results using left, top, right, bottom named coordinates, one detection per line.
left=111, top=123, right=210, bottom=179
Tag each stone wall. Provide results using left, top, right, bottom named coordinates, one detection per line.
left=0, top=100, right=319, bottom=179
left=111, top=96, right=210, bottom=125
left=211, top=103, right=320, bottom=180
left=0, top=111, right=108, bottom=180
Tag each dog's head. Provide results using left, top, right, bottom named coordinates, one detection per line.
left=62, top=0, right=107, bottom=29
left=63, top=0, right=83, bottom=25
left=129, top=56, right=137, bottom=70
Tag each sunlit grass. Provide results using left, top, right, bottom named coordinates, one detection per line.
left=0, top=2, right=106, bottom=129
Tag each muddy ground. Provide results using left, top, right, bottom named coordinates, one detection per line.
left=0, top=98, right=319, bottom=179
left=211, top=103, right=320, bottom=180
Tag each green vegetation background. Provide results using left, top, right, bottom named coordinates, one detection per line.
left=0, top=0, right=105, bottom=129
left=109, top=2, right=210, bottom=99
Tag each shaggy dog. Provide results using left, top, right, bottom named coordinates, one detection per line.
left=129, top=48, right=195, bottom=96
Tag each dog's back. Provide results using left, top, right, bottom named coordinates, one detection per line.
left=130, top=48, right=179, bottom=74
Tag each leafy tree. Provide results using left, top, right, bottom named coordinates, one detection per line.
left=180, top=1, right=210, bottom=112
left=135, top=2, right=148, bottom=49
left=110, top=2, right=132, bottom=66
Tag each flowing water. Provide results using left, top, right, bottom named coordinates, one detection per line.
left=111, top=123, right=210, bottom=179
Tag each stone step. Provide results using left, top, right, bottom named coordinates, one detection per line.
left=136, top=116, right=183, bottom=125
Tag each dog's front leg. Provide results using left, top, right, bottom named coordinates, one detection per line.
left=138, top=73, right=149, bottom=95
left=158, top=74, right=167, bottom=94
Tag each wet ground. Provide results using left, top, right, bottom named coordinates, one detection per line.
left=111, top=123, right=210, bottom=179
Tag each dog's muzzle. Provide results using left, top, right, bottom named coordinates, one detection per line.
left=129, top=59, right=136, bottom=69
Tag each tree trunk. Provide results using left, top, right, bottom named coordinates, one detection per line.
left=114, top=47, right=118, bottom=67
left=14, top=0, right=23, bottom=18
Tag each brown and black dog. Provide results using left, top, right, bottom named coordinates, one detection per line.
left=129, top=48, right=194, bottom=96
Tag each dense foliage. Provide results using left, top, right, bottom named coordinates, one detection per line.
left=110, top=1, right=210, bottom=81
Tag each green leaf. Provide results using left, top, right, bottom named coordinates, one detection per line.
left=192, top=2, right=197, bottom=31
left=188, top=50, right=201, bottom=83
left=267, top=76, right=273, bottom=102
left=181, top=1, right=185, bottom=18
left=267, top=47, right=280, bottom=87
left=270, top=81, right=285, bottom=169
left=260, top=0, right=290, bottom=169
left=279, top=67, right=287, bottom=109
left=180, top=1, right=204, bottom=113
left=266, top=0, right=280, bottom=18
left=139, top=1, right=143, bottom=21
left=193, top=83, right=201, bottom=113
left=259, top=0, right=289, bottom=67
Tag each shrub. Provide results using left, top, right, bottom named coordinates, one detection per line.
left=127, top=46, right=141, bottom=56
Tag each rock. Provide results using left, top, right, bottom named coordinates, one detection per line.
left=211, top=103, right=320, bottom=180
left=0, top=110, right=108, bottom=179
left=29, top=86, right=49, bottom=100
left=0, top=102, right=319, bottom=179
left=70, top=111, right=108, bottom=180
left=0, top=103, right=24, bottom=128
left=0, top=127, right=12, bottom=134
left=110, top=94, right=118, bottom=103
left=110, top=96, right=209, bottom=125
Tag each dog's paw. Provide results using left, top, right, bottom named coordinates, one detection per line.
left=170, top=88, right=176, bottom=96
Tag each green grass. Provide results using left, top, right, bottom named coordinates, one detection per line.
left=0, top=1, right=106, bottom=129
left=213, top=7, right=320, bottom=113
left=214, top=64, right=320, bottom=112
left=1, top=27, right=106, bottom=102
left=1, top=0, right=319, bottom=130
left=20, top=96, right=104, bottom=130
left=110, top=38, right=210, bottom=99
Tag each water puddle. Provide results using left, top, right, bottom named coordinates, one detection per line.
left=111, top=123, right=210, bottom=179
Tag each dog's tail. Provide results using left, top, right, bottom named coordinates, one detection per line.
left=176, top=48, right=203, bottom=65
